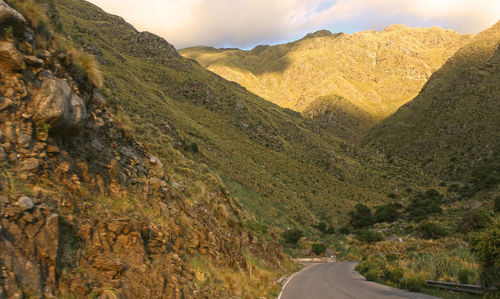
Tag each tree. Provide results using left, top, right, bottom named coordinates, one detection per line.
left=349, top=203, right=374, bottom=229
left=281, top=229, right=304, bottom=245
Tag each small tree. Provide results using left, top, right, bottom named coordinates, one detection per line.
left=311, top=243, right=327, bottom=255
left=281, top=229, right=303, bottom=245
left=349, top=203, right=374, bottom=229
left=469, top=224, right=500, bottom=287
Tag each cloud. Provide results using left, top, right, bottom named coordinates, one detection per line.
left=88, top=0, right=500, bottom=48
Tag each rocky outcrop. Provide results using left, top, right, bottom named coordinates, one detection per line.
left=32, top=73, right=87, bottom=133
left=0, top=1, right=285, bottom=297
left=0, top=0, right=26, bottom=37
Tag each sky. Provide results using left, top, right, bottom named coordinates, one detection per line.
left=87, top=0, right=500, bottom=49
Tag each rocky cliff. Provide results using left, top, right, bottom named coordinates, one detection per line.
left=0, top=1, right=286, bottom=297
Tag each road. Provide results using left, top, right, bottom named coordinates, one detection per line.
left=279, top=262, right=439, bottom=299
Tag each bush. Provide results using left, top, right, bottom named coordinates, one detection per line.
left=391, top=267, right=405, bottom=282
left=357, top=230, right=384, bottom=244
left=458, top=209, right=493, bottom=233
left=458, top=268, right=475, bottom=284
left=311, top=242, right=327, bottom=256
left=469, top=224, right=500, bottom=287
left=403, top=275, right=426, bottom=292
left=406, top=189, right=443, bottom=222
left=417, top=221, right=448, bottom=239
left=495, top=197, right=500, bottom=213
left=349, top=203, right=374, bottom=229
left=339, top=226, right=351, bottom=234
left=365, top=270, right=378, bottom=281
left=374, top=203, right=402, bottom=223
left=315, top=222, right=335, bottom=235
left=281, top=229, right=303, bottom=245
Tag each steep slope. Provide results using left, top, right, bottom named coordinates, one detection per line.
left=181, top=27, right=472, bottom=141
left=0, top=1, right=285, bottom=297
left=49, top=0, right=430, bottom=231
left=365, top=20, right=500, bottom=183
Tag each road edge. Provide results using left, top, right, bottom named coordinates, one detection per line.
left=277, top=264, right=320, bottom=299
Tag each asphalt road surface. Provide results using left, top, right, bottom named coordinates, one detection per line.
left=279, top=262, right=439, bottom=299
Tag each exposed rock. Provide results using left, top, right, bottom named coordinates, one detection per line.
left=0, top=41, right=25, bottom=71
left=23, top=55, right=44, bottom=67
left=0, top=0, right=26, bottom=37
left=0, top=145, right=5, bottom=160
left=119, top=146, right=138, bottom=162
left=148, top=155, right=164, bottom=178
left=32, top=74, right=87, bottom=133
left=91, top=139, right=104, bottom=151
left=17, top=196, right=34, bottom=210
left=92, top=89, right=106, bottom=107
left=0, top=95, right=12, bottom=110
left=19, top=158, right=40, bottom=172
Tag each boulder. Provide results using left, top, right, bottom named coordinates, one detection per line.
left=0, top=41, right=25, bottom=71
left=17, top=196, right=34, bottom=210
left=32, top=74, right=87, bottom=133
left=0, top=0, right=26, bottom=37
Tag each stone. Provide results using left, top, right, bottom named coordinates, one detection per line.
left=18, top=41, right=32, bottom=55
left=0, top=41, right=25, bottom=71
left=23, top=55, right=44, bottom=67
left=149, top=155, right=164, bottom=179
left=19, top=158, right=40, bottom=172
left=36, top=49, right=51, bottom=64
left=92, top=89, right=106, bottom=108
left=0, top=96, right=12, bottom=110
left=32, top=74, right=87, bottom=133
left=4, top=124, right=16, bottom=141
left=117, top=171, right=128, bottom=186
left=0, top=0, right=26, bottom=37
left=90, top=139, right=104, bottom=151
left=119, top=146, right=138, bottom=161
left=18, top=132, right=30, bottom=148
left=17, top=196, right=34, bottom=210
left=0, top=145, right=5, bottom=160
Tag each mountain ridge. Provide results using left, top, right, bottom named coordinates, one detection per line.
left=181, top=25, right=472, bottom=142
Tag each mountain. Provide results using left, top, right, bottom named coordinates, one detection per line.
left=364, top=20, right=500, bottom=184
left=180, top=26, right=472, bottom=142
left=47, top=0, right=431, bottom=234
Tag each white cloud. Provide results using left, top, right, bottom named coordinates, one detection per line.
left=87, top=0, right=500, bottom=48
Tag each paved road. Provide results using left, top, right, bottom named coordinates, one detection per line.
left=279, top=262, right=439, bottom=299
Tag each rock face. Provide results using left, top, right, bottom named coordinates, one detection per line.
left=32, top=73, right=87, bottom=133
left=0, top=1, right=285, bottom=297
left=0, top=0, right=26, bottom=36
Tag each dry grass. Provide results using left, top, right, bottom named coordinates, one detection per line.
left=67, top=48, right=104, bottom=89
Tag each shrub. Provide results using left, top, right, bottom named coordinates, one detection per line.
left=349, top=203, right=374, bottom=229
left=374, top=203, right=402, bottom=223
left=458, top=268, right=475, bottom=284
left=417, top=221, right=447, bottom=239
left=458, top=209, right=493, bottom=233
left=403, top=275, right=426, bottom=292
left=315, top=222, right=335, bottom=235
left=281, top=229, right=303, bottom=245
left=339, top=226, right=351, bottom=234
left=406, top=189, right=443, bottom=222
left=495, top=197, right=500, bottom=213
left=357, top=230, right=384, bottom=244
left=311, top=242, right=327, bottom=256
left=391, top=267, right=405, bottom=282
left=469, top=224, right=500, bottom=287
left=191, top=142, right=199, bottom=153
left=365, top=270, right=378, bottom=281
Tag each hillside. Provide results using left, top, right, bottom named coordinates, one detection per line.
left=180, top=26, right=472, bottom=141
left=46, top=0, right=434, bottom=234
left=0, top=0, right=293, bottom=297
left=365, top=20, right=500, bottom=184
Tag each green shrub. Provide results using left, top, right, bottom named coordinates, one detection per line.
left=357, top=230, right=384, bottom=244
left=406, top=189, right=443, bottom=222
left=315, top=222, right=335, bottom=234
left=458, top=268, right=475, bottom=284
left=311, top=242, right=327, bottom=256
left=494, top=197, right=500, bottom=213
left=349, top=203, right=374, bottom=229
left=403, top=275, right=426, bottom=292
left=391, top=267, right=405, bottom=282
left=281, top=229, right=303, bottom=245
left=339, top=226, right=351, bottom=234
left=458, top=209, right=493, bottom=233
left=374, top=203, right=402, bottom=223
left=365, top=270, right=378, bottom=281
left=417, top=221, right=448, bottom=239
left=469, top=224, right=500, bottom=287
